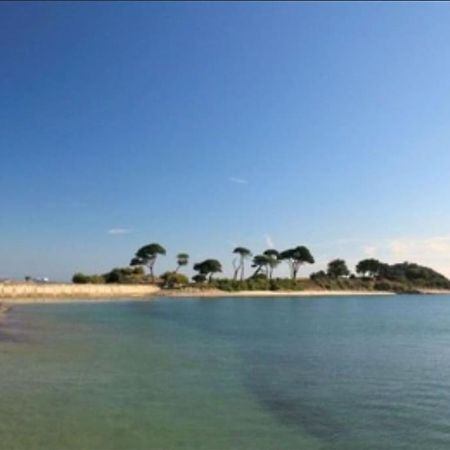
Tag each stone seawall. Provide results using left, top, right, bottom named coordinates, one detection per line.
left=0, top=283, right=160, bottom=299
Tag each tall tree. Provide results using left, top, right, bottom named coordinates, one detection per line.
left=355, top=259, right=385, bottom=278
left=193, top=259, right=222, bottom=282
left=232, top=247, right=252, bottom=280
left=130, top=243, right=166, bottom=280
left=175, top=253, right=189, bottom=272
left=263, top=249, right=280, bottom=279
left=327, top=259, right=350, bottom=278
left=251, top=254, right=271, bottom=278
left=279, top=246, right=315, bottom=280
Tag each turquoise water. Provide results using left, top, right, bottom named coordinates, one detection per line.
left=2, top=296, right=450, bottom=449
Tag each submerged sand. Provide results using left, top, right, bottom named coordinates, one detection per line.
left=160, top=288, right=395, bottom=298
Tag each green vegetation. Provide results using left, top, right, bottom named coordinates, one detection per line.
left=72, top=241, right=450, bottom=294
left=279, top=246, right=315, bottom=279
left=264, top=249, right=280, bottom=279
left=175, top=253, right=189, bottom=272
left=313, top=259, right=450, bottom=292
left=356, top=258, right=385, bottom=278
left=251, top=254, right=271, bottom=278
left=232, top=247, right=252, bottom=280
left=211, top=276, right=306, bottom=292
left=160, top=271, right=189, bottom=289
left=327, top=259, right=350, bottom=278
left=130, top=243, right=166, bottom=280
left=193, top=259, right=222, bottom=282
left=376, top=262, right=450, bottom=290
left=72, top=266, right=146, bottom=284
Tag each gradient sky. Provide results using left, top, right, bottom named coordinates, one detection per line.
left=2, top=2, right=450, bottom=280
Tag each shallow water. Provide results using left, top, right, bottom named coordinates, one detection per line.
left=2, top=295, right=450, bottom=449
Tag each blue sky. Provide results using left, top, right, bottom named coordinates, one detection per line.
left=2, top=2, right=450, bottom=280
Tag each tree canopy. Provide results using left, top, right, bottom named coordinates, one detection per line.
left=251, top=254, right=271, bottom=278
left=160, top=271, right=189, bottom=289
left=175, top=253, right=189, bottom=272
left=263, top=249, right=280, bottom=279
left=193, top=259, right=222, bottom=282
left=232, top=247, right=252, bottom=280
left=355, top=259, right=385, bottom=278
left=327, top=259, right=350, bottom=278
left=279, top=246, right=315, bottom=279
left=130, top=243, right=166, bottom=280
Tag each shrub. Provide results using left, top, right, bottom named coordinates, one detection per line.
left=310, top=270, right=327, bottom=280
left=211, top=279, right=245, bottom=291
left=88, top=275, right=106, bottom=284
left=192, top=274, right=207, bottom=284
left=103, top=266, right=146, bottom=284
left=374, top=279, right=419, bottom=293
left=72, top=273, right=105, bottom=284
left=72, top=273, right=89, bottom=284
left=160, top=272, right=189, bottom=289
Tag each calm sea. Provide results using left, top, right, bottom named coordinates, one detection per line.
left=1, top=295, right=450, bottom=449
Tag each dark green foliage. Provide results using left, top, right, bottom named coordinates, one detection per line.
left=279, top=246, right=315, bottom=279
left=210, top=277, right=307, bottom=292
left=72, top=267, right=147, bottom=284
left=381, top=262, right=450, bottom=289
left=160, top=271, right=189, bottom=289
left=354, top=259, right=450, bottom=289
left=72, top=272, right=91, bottom=284
left=192, top=274, right=207, bottom=284
left=232, top=247, right=252, bottom=280
left=88, top=274, right=108, bottom=284
left=175, top=253, right=189, bottom=272
left=102, top=266, right=146, bottom=284
left=250, top=254, right=271, bottom=278
left=263, top=249, right=280, bottom=279
left=130, top=243, right=166, bottom=279
left=193, top=259, right=222, bottom=282
left=310, top=270, right=327, bottom=280
left=355, top=259, right=386, bottom=278
left=311, top=275, right=372, bottom=291
left=327, top=259, right=350, bottom=278
left=72, top=272, right=105, bottom=284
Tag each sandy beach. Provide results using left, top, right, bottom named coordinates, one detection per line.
left=3, top=283, right=450, bottom=305
left=0, top=283, right=159, bottom=303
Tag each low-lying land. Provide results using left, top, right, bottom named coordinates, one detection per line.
left=159, top=287, right=395, bottom=297
left=2, top=281, right=450, bottom=306
left=0, top=282, right=159, bottom=302
left=2, top=261, right=450, bottom=304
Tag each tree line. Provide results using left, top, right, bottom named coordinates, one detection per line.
left=72, top=242, right=450, bottom=291
left=128, top=243, right=317, bottom=283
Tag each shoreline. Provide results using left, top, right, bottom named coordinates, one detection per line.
left=1, top=283, right=450, bottom=305
left=0, top=283, right=159, bottom=304
left=159, top=288, right=396, bottom=298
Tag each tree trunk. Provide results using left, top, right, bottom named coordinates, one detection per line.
left=232, top=258, right=240, bottom=281
left=149, top=264, right=154, bottom=281
left=292, top=261, right=302, bottom=280
left=289, top=261, right=294, bottom=279
left=252, top=267, right=261, bottom=278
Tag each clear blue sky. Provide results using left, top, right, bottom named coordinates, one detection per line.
left=2, top=2, right=450, bottom=280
